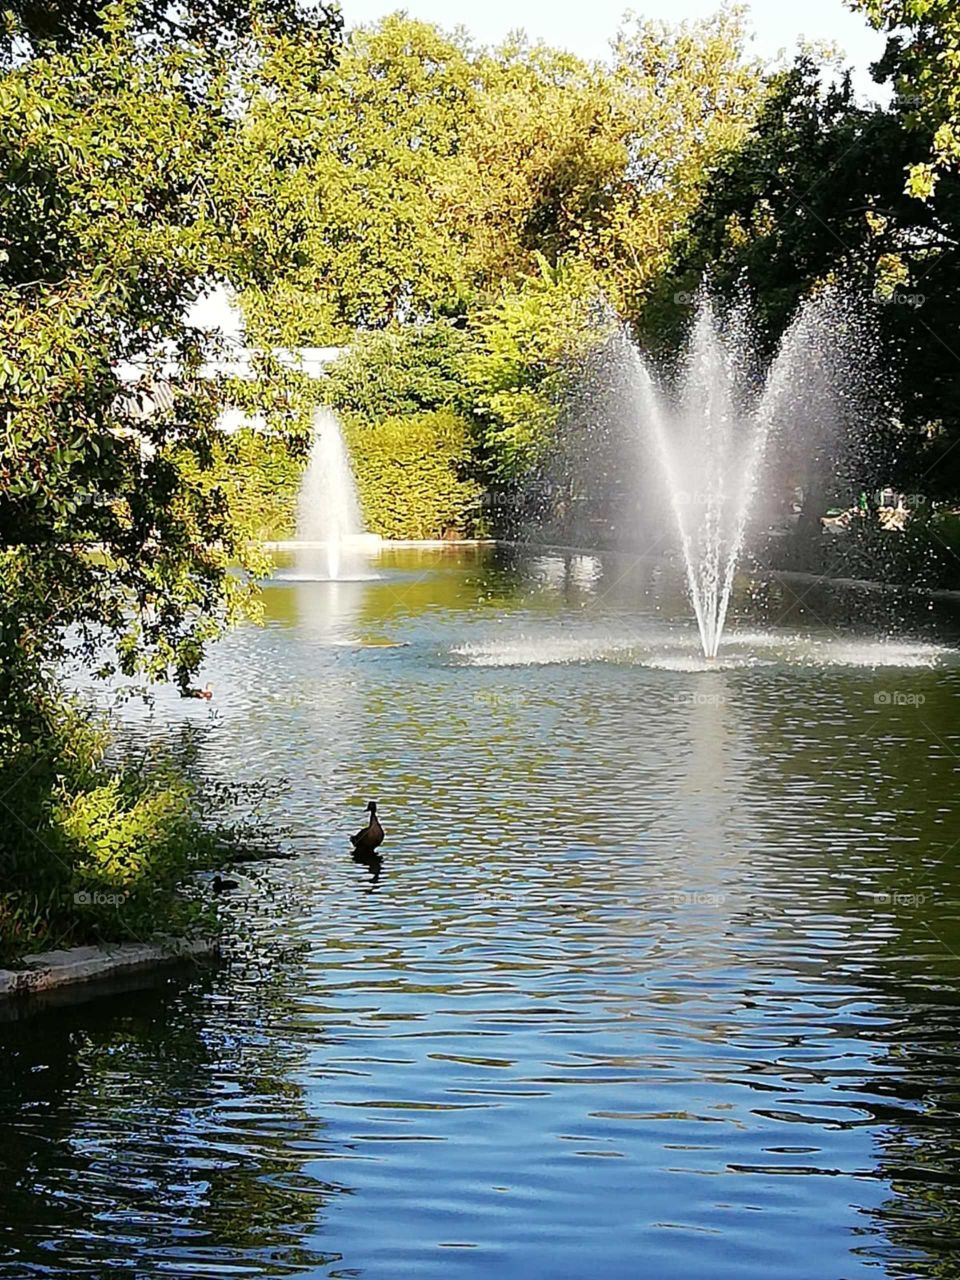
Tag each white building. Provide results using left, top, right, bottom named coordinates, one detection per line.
left=116, top=284, right=342, bottom=432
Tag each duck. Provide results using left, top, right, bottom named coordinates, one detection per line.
left=350, top=801, right=384, bottom=855
left=183, top=683, right=213, bottom=701
left=211, top=873, right=239, bottom=894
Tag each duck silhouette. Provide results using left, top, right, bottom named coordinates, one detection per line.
left=211, top=873, right=239, bottom=894
left=183, top=683, right=213, bottom=701
left=350, top=801, right=384, bottom=855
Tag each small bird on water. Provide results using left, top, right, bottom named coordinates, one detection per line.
left=350, top=801, right=384, bottom=856
left=182, top=683, right=213, bottom=700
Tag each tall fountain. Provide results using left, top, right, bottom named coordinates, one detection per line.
left=296, top=408, right=376, bottom=580
left=623, top=288, right=861, bottom=659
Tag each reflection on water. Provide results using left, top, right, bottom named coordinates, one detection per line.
left=3, top=546, right=960, bottom=1278
left=0, top=955, right=350, bottom=1277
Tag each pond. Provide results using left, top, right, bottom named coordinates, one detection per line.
left=3, top=545, right=960, bottom=1279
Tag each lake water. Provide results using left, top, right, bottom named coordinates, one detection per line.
left=3, top=545, right=960, bottom=1279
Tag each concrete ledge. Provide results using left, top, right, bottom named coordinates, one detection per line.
left=379, top=539, right=496, bottom=548
left=264, top=535, right=382, bottom=551
left=764, top=567, right=960, bottom=602
left=261, top=538, right=495, bottom=550
left=0, top=937, right=217, bottom=999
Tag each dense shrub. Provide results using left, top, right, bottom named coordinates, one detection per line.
left=467, top=255, right=610, bottom=481
left=202, top=412, right=483, bottom=543
left=214, top=429, right=303, bottom=542
left=833, top=510, right=960, bottom=588
left=764, top=508, right=960, bottom=588
left=324, top=321, right=475, bottom=422
left=346, top=411, right=483, bottom=539
left=212, top=290, right=610, bottom=542
left=0, top=698, right=234, bottom=964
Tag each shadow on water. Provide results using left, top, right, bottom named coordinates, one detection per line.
left=351, top=850, right=384, bottom=890
left=0, top=956, right=352, bottom=1278
left=857, top=985, right=960, bottom=1278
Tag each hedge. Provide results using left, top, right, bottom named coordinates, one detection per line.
left=346, top=410, right=482, bottom=539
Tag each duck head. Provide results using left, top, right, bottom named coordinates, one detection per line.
left=366, top=801, right=378, bottom=814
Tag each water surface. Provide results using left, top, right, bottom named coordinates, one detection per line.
left=3, top=546, right=960, bottom=1278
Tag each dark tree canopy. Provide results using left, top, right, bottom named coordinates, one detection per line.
left=644, top=57, right=960, bottom=496
left=2, top=0, right=342, bottom=55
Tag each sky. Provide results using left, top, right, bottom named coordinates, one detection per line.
left=339, top=0, right=890, bottom=100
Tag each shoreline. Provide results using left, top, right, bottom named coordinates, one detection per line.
left=264, top=538, right=960, bottom=598
left=0, top=937, right=218, bottom=1002
left=262, top=538, right=497, bottom=550
left=762, top=566, right=960, bottom=603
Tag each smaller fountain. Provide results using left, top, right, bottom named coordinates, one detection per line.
left=295, top=408, right=379, bottom=580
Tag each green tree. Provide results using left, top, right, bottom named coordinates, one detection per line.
left=0, top=0, right=339, bottom=958
left=444, top=38, right=628, bottom=291
left=852, top=0, right=960, bottom=199
left=640, top=49, right=960, bottom=529
left=2, top=0, right=340, bottom=56
left=0, top=2, right=338, bottom=718
left=648, top=54, right=960, bottom=496
left=323, top=320, right=475, bottom=421
left=444, top=11, right=763, bottom=318
left=596, top=8, right=764, bottom=319
left=230, top=10, right=763, bottom=345
left=230, top=14, right=475, bottom=345
left=642, top=60, right=877, bottom=346
left=468, top=254, right=612, bottom=480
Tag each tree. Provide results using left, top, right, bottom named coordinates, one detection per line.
left=230, top=15, right=476, bottom=345
left=0, top=0, right=341, bottom=959
left=0, top=1, right=341, bottom=723
left=851, top=0, right=960, bottom=199
left=2, top=0, right=341, bottom=58
left=596, top=8, right=765, bottom=319
left=468, top=255, right=612, bottom=480
left=441, top=11, right=764, bottom=319
left=323, top=320, right=475, bottom=422
left=442, top=38, right=628, bottom=291
left=646, top=55, right=960, bottom=496
left=230, top=10, right=764, bottom=347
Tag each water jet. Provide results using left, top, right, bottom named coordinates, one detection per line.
left=622, top=288, right=861, bottom=660
left=295, top=408, right=379, bottom=580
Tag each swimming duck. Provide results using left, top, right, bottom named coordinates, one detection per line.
left=350, top=801, right=384, bottom=855
left=212, top=873, right=239, bottom=894
left=183, top=683, right=213, bottom=701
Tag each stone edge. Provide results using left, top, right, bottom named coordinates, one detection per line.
left=0, top=938, right=218, bottom=999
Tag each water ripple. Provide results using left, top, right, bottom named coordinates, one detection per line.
left=4, top=549, right=960, bottom=1279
